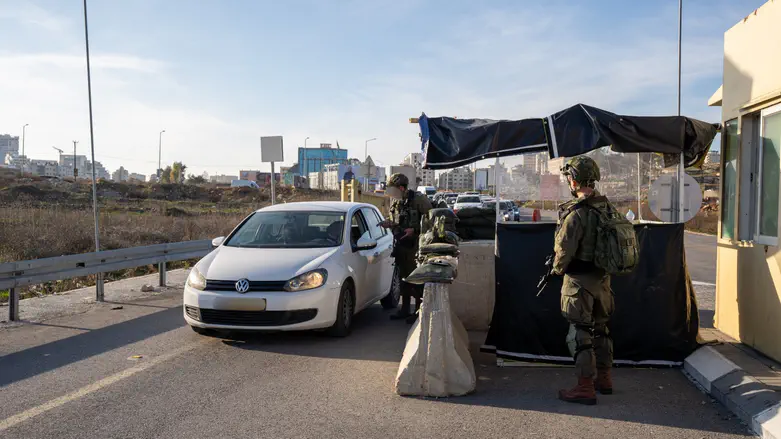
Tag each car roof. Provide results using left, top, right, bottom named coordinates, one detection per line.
left=256, top=201, right=375, bottom=213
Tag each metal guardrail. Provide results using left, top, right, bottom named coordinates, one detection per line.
left=1, top=240, right=213, bottom=322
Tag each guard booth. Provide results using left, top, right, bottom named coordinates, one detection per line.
left=417, top=104, right=720, bottom=366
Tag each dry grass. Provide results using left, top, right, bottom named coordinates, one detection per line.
left=0, top=207, right=248, bottom=262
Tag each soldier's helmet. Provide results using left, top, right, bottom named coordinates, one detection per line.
left=561, top=156, right=600, bottom=185
left=388, top=173, right=409, bottom=188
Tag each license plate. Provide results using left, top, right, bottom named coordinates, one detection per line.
left=212, top=297, right=267, bottom=311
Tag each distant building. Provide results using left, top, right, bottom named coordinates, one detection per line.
left=129, top=173, right=146, bottom=182
left=308, top=171, right=324, bottom=190
left=210, top=174, right=237, bottom=184
left=149, top=174, right=159, bottom=183
left=535, top=152, right=549, bottom=175
left=0, top=135, right=20, bottom=161
left=28, top=159, right=59, bottom=177
left=705, top=151, right=721, bottom=165
left=402, top=152, right=436, bottom=187
left=521, top=154, right=537, bottom=174
left=112, top=166, right=129, bottom=182
left=547, top=157, right=566, bottom=176
left=59, top=155, right=89, bottom=178
left=438, top=167, right=473, bottom=191
left=3, top=153, right=27, bottom=169
left=239, top=170, right=280, bottom=187
left=281, top=164, right=300, bottom=186
left=298, top=144, right=348, bottom=177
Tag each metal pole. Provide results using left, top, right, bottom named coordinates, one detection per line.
left=495, top=157, right=500, bottom=224
left=270, top=161, right=276, bottom=205
left=21, top=124, right=28, bottom=174
left=8, top=288, right=19, bottom=321
left=158, top=130, right=165, bottom=178
left=73, top=140, right=78, bottom=178
left=83, top=0, right=104, bottom=301
left=158, top=262, right=167, bottom=287
left=674, top=0, right=684, bottom=223
left=637, top=153, right=642, bottom=221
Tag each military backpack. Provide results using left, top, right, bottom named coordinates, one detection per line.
left=585, top=196, right=639, bottom=275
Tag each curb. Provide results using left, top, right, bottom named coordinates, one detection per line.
left=684, top=346, right=781, bottom=438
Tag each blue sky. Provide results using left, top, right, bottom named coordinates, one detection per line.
left=0, top=0, right=767, bottom=177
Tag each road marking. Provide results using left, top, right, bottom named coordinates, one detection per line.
left=692, top=281, right=716, bottom=287
left=0, top=340, right=207, bottom=433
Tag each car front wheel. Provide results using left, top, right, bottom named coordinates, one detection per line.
left=326, top=282, right=355, bottom=337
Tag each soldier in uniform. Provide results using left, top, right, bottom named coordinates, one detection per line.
left=380, top=173, right=432, bottom=322
left=552, top=156, right=614, bottom=405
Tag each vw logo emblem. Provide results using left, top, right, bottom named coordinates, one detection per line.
left=235, top=279, right=250, bottom=293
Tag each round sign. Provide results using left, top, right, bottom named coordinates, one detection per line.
left=648, top=172, right=702, bottom=223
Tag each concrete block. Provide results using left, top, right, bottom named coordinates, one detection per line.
left=711, top=370, right=781, bottom=426
left=394, top=283, right=476, bottom=397
left=449, top=240, right=495, bottom=331
left=755, top=402, right=781, bottom=439
left=684, top=346, right=740, bottom=392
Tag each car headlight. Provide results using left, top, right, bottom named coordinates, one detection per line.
left=187, top=267, right=207, bottom=290
left=284, top=269, right=327, bottom=292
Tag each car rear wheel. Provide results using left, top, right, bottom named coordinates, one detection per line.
left=326, top=282, right=355, bottom=337
left=380, top=266, right=401, bottom=309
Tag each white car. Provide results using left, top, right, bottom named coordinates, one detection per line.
left=183, top=202, right=398, bottom=337
left=452, top=195, right=483, bottom=213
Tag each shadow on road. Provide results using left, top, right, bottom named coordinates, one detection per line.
left=0, top=306, right=184, bottom=387
left=218, top=305, right=410, bottom=363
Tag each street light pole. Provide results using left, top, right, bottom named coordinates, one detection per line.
left=82, top=0, right=104, bottom=300
left=21, top=124, right=29, bottom=174
left=72, top=141, right=79, bottom=178
left=364, top=137, right=376, bottom=192
left=158, top=129, right=166, bottom=179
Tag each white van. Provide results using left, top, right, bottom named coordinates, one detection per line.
left=231, top=179, right=260, bottom=189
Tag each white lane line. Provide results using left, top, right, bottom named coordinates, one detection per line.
left=0, top=339, right=208, bottom=433
left=692, top=281, right=716, bottom=287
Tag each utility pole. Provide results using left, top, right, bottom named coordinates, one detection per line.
left=72, top=141, right=79, bottom=178
left=21, top=124, right=29, bottom=174
left=82, top=0, right=104, bottom=301
left=158, top=129, right=166, bottom=178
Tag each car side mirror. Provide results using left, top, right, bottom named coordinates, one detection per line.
left=355, top=234, right=377, bottom=251
left=212, top=236, right=225, bottom=247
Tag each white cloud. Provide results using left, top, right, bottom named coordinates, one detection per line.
left=0, top=2, right=68, bottom=32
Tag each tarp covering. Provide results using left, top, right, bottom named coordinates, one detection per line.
left=419, top=104, right=719, bottom=170
left=484, top=222, right=699, bottom=365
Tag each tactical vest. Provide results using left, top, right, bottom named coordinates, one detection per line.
left=557, top=198, right=601, bottom=271
left=390, top=190, right=419, bottom=230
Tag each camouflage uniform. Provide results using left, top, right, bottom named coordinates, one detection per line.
left=554, top=155, right=614, bottom=404
left=387, top=174, right=432, bottom=316
left=553, top=193, right=614, bottom=379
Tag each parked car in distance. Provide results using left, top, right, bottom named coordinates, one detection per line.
left=184, top=202, right=398, bottom=337
left=453, top=195, right=483, bottom=213
left=231, top=179, right=260, bottom=189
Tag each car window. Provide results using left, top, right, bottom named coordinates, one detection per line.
left=350, top=211, right=369, bottom=246
left=224, top=211, right=345, bottom=248
left=367, top=208, right=388, bottom=237
left=360, top=207, right=384, bottom=239
left=457, top=196, right=480, bottom=203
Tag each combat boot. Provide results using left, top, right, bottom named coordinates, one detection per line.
left=595, top=369, right=613, bottom=395
left=558, top=377, right=597, bottom=405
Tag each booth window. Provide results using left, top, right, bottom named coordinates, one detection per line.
left=721, top=119, right=738, bottom=240
left=756, top=103, right=781, bottom=245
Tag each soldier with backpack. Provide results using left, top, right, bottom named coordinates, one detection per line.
left=553, top=155, right=638, bottom=405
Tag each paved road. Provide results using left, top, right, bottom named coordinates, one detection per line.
left=0, top=290, right=750, bottom=439
left=684, top=232, right=717, bottom=284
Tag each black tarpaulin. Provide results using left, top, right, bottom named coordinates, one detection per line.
left=419, top=104, right=719, bottom=170
left=484, top=222, right=699, bottom=365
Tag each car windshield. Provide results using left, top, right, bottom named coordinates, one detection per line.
left=482, top=201, right=496, bottom=209
left=457, top=196, right=480, bottom=203
left=224, top=211, right=346, bottom=248
left=501, top=202, right=513, bottom=210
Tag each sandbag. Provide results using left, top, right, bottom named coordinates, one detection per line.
left=394, top=283, right=476, bottom=397
left=419, top=243, right=459, bottom=257
left=405, top=262, right=456, bottom=284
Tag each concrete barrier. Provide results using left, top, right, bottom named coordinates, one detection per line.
left=450, top=240, right=495, bottom=331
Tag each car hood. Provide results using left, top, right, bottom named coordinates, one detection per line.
left=199, top=246, right=340, bottom=281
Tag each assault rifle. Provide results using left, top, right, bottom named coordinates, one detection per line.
left=536, top=253, right=555, bottom=296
